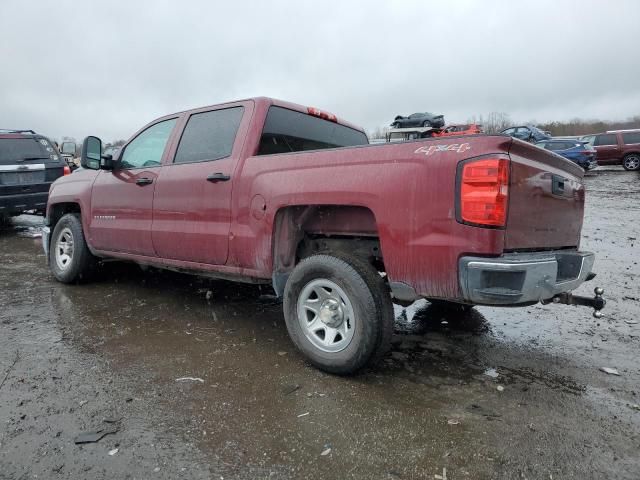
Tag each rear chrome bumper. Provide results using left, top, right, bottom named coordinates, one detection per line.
left=459, top=250, right=595, bottom=305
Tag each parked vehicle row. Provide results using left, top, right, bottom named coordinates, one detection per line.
left=499, top=124, right=640, bottom=171
left=42, top=96, right=603, bottom=374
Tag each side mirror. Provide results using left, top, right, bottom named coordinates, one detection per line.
left=100, top=154, right=115, bottom=170
left=81, top=136, right=102, bottom=170
left=60, top=141, right=76, bottom=155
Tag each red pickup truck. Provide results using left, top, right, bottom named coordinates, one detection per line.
left=43, top=97, right=603, bottom=374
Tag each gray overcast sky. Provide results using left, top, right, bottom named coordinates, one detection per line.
left=1, top=0, right=639, bottom=141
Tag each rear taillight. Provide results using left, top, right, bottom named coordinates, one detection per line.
left=458, top=157, right=509, bottom=227
left=63, top=165, right=71, bottom=175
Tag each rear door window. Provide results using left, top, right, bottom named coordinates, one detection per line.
left=594, top=134, right=617, bottom=146
left=622, top=132, right=640, bottom=145
left=120, top=119, right=177, bottom=169
left=0, top=138, right=50, bottom=164
left=258, top=107, right=368, bottom=155
left=174, top=107, right=244, bottom=164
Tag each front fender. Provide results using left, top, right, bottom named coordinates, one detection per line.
left=46, top=169, right=98, bottom=243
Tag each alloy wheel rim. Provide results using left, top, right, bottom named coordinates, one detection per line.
left=625, top=156, right=640, bottom=170
left=54, top=227, right=74, bottom=271
left=297, top=279, right=356, bottom=353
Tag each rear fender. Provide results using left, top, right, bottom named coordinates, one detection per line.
left=271, top=205, right=380, bottom=296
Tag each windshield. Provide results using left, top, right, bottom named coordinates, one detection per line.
left=0, top=138, right=49, bottom=164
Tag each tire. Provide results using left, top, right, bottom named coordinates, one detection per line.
left=622, top=153, right=640, bottom=171
left=422, top=120, right=432, bottom=128
left=283, top=254, right=393, bottom=375
left=49, top=213, right=97, bottom=283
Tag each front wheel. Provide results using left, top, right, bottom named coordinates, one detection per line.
left=49, top=213, right=97, bottom=283
left=622, top=153, right=640, bottom=171
left=283, top=254, right=393, bottom=375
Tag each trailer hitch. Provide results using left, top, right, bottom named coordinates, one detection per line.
left=542, top=287, right=606, bottom=318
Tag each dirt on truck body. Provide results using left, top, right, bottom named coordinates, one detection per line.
left=42, top=97, right=603, bottom=374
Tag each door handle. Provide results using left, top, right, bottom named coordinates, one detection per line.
left=207, top=173, right=231, bottom=183
left=135, top=177, right=153, bottom=185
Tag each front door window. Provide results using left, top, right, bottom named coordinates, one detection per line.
left=120, top=119, right=177, bottom=169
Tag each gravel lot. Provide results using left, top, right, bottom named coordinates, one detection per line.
left=0, top=169, right=639, bottom=480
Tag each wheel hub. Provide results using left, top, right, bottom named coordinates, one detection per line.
left=319, top=298, right=344, bottom=328
left=297, top=278, right=356, bottom=353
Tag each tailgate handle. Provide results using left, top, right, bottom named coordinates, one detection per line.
left=552, top=175, right=565, bottom=195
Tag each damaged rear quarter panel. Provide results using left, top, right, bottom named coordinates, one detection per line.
left=231, top=135, right=511, bottom=299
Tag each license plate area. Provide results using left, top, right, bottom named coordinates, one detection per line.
left=0, top=170, right=46, bottom=185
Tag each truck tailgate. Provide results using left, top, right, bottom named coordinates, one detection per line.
left=506, top=140, right=585, bottom=250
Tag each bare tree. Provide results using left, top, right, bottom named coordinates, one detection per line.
left=105, top=139, right=127, bottom=148
left=467, top=112, right=512, bottom=133
left=369, top=126, right=390, bottom=140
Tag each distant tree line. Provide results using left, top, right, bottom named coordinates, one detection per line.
left=535, top=116, right=640, bottom=136
left=369, top=113, right=640, bottom=139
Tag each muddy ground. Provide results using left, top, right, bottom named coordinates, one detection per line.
left=1, top=169, right=639, bottom=480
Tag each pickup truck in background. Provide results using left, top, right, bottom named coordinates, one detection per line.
left=42, top=97, right=604, bottom=374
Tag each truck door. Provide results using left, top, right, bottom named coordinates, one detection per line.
left=151, top=105, right=246, bottom=265
left=89, top=118, right=177, bottom=255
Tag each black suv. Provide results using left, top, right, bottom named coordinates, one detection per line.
left=0, top=130, right=69, bottom=221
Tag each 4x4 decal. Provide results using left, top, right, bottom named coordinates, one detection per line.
left=414, top=143, right=471, bottom=156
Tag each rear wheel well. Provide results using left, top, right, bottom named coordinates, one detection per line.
left=271, top=205, right=384, bottom=296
